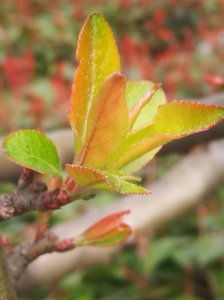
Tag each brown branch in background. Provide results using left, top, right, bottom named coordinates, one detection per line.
left=0, top=247, right=17, bottom=300
left=0, top=92, right=224, bottom=182
left=17, top=138, right=224, bottom=293
left=4, top=231, right=74, bottom=284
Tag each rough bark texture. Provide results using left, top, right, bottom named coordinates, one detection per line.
left=0, top=184, right=70, bottom=221
left=6, top=232, right=74, bottom=283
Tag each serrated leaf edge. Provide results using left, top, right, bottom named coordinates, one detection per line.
left=66, top=165, right=149, bottom=195
left=3, top=129, right=62, bottom=176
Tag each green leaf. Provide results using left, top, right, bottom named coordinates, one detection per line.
left=66, top=165, right=106, bottom=188
left=108, top=81, right=166, bottom=173
left=106, top=173, right=149, bottom=194
left=136, top=101, right=224, bottom=139
left=75, top=73, right=129, bottom=169
left=110, top=101, right=224, bottom=171
left=126, top=81, right=166, bottom=130
left=66, top=165, right=148, bottom=195
left=173, top=235, right=224, bottom=267
left=109, top=135, right=171, bottom=171
left=3, top=130, right=62, bottom=176
left=69, top=13, right=121, bottom=154
left=142, top=237, right=189, bottom=273
left=120, top=147, right=161, bottom=174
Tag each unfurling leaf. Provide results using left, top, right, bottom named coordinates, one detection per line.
left=66, top=165, right=149, bottom=195
left=3, top=130, right=62, bottom=176
left=74, top=210, right=132, bottom=247
left=69, top=13, right=120, bottom=154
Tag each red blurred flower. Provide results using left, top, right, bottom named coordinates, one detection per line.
left=204, top=75, right=224, bottom=86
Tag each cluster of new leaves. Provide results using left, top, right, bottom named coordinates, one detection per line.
left=3, top=13, right=224, bottom=197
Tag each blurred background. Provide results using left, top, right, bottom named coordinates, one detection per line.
left=0, top=0, right=224, bottom=299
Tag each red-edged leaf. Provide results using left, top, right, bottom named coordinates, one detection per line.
left=144, top=101, right=224, bottom=136
left=129, top=83, right=162, bottom=129
left=66, top=165, right=149, bottom=195
left=109, top=101, right=224, bottom=170
left=108, top=81, right=166, bottom=173
left=66, top=165, right=107, bottom=188
left=126, top=81, right=166, bottom=131
left=74, top=210, right=132, bottom=247
left=75, top=73, right=129, bottom=169
left=69, top=13, right=121, bottom=153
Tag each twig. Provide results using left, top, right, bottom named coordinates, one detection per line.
left=0, top=183, right=71, bottom=221
left=0, top=247, right=17, bottom=300
left=5, top=232, right=74, bottom=283
left=17, top=138, right=224, bottom=293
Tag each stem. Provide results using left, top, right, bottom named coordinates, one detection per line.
left=7, top=233, right=75, bottom=281
left=0, top=185, right=71, bottom=221
left=0, top=247, right=17, bottom=300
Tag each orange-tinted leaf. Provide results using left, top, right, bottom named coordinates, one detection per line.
left=126, top=81, right=166, bottom=131
left=108, top=81, right=166, bottom=173
left=76, top=73, right=129, bottom=169
left=81, top=224, right=131, bottom=247
left=74, top=210, right=132, bottom=247
left=66, top=164, right=107, bottom=188
left=138, top=101, right=224, bottom=137
left=111, top=135, right=171, bottom=171
left=66, top=165, right=148, bottom=195
left=129, top=83, right=161, bottom=129
left=69, top=13, right=120, bottom=153
left=84, top=210, right=130, bottom=238
left=110, top=101, right=224, bottom=170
